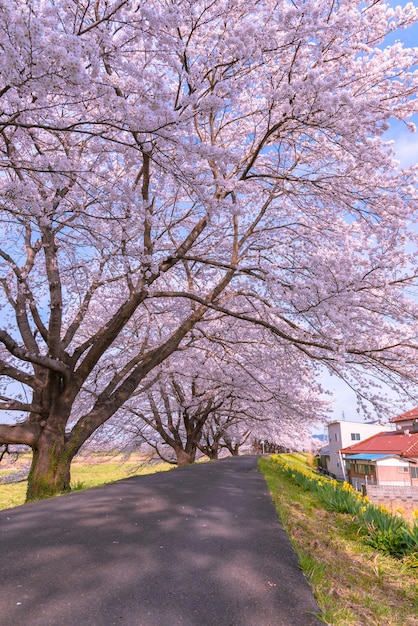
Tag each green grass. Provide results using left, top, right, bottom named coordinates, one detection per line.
left=0, top=469, right=14, bottom=477
left=70, top=459, right=172, bottom=489
left=0, top=481, right=27, bottom=510
left=259, top=454, right=418, bottom=626
left=0, top=455, right=172, bottom=510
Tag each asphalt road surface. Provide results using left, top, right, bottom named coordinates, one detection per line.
left=0, top=455, right=321, bottom=625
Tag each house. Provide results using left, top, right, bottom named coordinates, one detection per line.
left=341, top=409, right=418, bottom=489
left=320, top=420, right=391, bottom=480
left=391, top=406, right=418, bottom=433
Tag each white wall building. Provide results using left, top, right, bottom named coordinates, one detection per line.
left=326, top=420, right=392, bottom=480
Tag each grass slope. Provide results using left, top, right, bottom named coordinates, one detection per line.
left=259, top=454, right=418, bottom=626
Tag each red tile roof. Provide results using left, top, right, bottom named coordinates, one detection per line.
left=341, top=430, right=418, bottom=458
left=390, top=407, right=418, bottom=423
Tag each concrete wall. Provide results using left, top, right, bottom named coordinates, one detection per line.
left=376, top=464, right=411, bottom=486
left=366, top=484, right=418, bottom=507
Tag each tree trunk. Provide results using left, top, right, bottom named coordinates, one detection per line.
left=175, top=447, right=195, bottom=467
left=26, top=430, right=73, bottom=502
left=201, top=446, right=218, bottom=459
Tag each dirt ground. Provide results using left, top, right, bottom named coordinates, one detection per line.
left=1, top=451, right=146, bottom=468
left=0, top=452, right=30, bottom=470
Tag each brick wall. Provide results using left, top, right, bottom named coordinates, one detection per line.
left=366, top=484, right=418, bottom=507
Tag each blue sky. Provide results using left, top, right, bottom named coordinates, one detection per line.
left=384, top=2, right=418, bottom=167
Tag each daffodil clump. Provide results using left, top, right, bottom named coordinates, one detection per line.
left=270, top=455, right=418, bottom=562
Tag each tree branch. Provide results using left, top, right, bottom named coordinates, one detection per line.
left=0, top=422, right=39, bottom=447
left=0, top=330, right=70, bottom=376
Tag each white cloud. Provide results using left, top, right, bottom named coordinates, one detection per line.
left=384, top=115, right=418, bottom=169
left=392, top=129, right=418, bottom=168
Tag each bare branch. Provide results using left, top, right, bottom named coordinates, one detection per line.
left=0, top=330, right=70, bottom=376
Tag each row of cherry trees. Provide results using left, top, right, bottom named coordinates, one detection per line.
left=1, top=0, right=418, bottom=500
left=96, top=331, right=325, bottom=464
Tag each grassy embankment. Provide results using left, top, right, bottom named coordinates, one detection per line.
left=259, top=453, right=418, bottom=626
left=0, top=453, right=172, bottom=510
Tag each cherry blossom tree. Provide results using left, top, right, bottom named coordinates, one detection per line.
left=124, top=376, right=224, bottom=466
left=198, top=408, right=251, bottom=460
left=118, top=326, right=325, bottom=464
left=1, top=0, right=418, bottom=500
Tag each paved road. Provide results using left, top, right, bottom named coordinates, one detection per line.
left=0, top=456, right=321, bottom=625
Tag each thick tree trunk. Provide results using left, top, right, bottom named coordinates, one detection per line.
left=26, top=430, right=73, bottom=502
left=200, top=446, right=218, bottom=459
left=175, top=447, right=195, bottom=467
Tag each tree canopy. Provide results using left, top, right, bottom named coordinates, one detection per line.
left=1, top=0, right=418, bottom=500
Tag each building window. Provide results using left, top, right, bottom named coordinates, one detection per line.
left=335, top=433, right=338, bottom=441
left=355, top=463, right=372, bottom=475
left=411, top=466, right=418, bottom=479
left=351, top=433, right=361, bottom=441
left=398, top=467, right=409, bottom=473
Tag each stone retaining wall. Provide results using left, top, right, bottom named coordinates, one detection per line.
left=366, top=484, right=418, bottom=507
